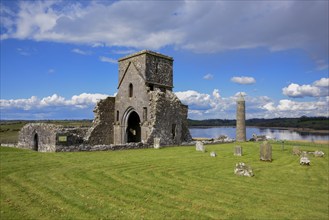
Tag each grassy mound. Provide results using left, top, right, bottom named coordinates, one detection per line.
left=1, top=142, right=328, bottom=219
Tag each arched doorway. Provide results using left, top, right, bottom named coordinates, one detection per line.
left=126, top=111, right=141, bottom=143
left=33, top=133, right=39, bottom=151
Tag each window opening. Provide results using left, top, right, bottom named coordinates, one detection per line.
left=143, top=107, right=147, bottom=122
left=172, top=124, right=176, bottom=139
left=129, top=83, right=133, bottom=97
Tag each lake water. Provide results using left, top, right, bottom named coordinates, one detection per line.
left=189, top=127, right=329, bottom=141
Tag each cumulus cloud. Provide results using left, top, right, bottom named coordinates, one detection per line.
left=262, top=99, right=328, bottom=118
left=313, top=78, right=329, bottom=87
left=1, top=90, right=328, bottom=120
left=282, top=78, right=329, bottom=98
left=231, top=76, right=256, bottom=85
left=1, top=1, right=327, bottom=64
left=203, top=74, right=214, bottom=80
left=0, top=93, right=109, bottom=111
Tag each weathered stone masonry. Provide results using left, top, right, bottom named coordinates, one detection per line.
left=18, top=50, right=192, bottom=152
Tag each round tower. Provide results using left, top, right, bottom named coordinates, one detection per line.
left=236, top=93, right=246, bottom=142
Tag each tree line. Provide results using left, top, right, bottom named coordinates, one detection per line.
left=188, top=116, right=329, bottom=130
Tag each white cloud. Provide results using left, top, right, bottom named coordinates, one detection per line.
left=71, top=48, right=91, bottom=55
left=282, top=78, right=329, bottom=98
left=1, top=91, right=328, bottom=120
left=203, top=74, right=214, bottom=80
left=262, top=99, right=328, bottom=117
left=175, top=90, right=212, bottom=110
left=313, top=78, right=329, bottom=87
left=0, top=93, right=109, bottom=111
left=1, top=1, right=327, bottom=63
left=282, top=83, right=321, bottom=98
left=231, top=76, right=256, bottom=85
left=99, top=56, right=117, bottom=63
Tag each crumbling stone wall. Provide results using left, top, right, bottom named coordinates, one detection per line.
left=56, top=127, right=88, bottom=147
left=147, top=90, right=192, bottom=146
left=18, top=123, right=60, bottom=152
left=84, top=97, right=115, bottom=145
left=145, top=52, right=173, bottom=89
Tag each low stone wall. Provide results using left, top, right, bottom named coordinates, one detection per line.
left=55, top=142, right=150, bottom=152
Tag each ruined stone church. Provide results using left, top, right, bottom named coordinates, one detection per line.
left=18, top=50, right=192, bottom=152
left=86, top=50, right=191, bottom=146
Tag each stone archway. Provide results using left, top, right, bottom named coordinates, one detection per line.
left=126, top=111, right=141, bottom=143
left=33, top=133, right=39, bottom=151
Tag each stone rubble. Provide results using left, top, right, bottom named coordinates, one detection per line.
left=210, top=151, right=217, bottom=157
left=234, top=162, right=254, bottom=177
left=314, top=151, right=325, bottom=157
left=300, top=157, right=310, bottom=165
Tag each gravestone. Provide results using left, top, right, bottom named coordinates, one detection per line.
left=154, top=138, right=161, bottom=149
left=234, top=162, right=254, bottom=177
left=195, top=141, right=205, bottom=152
left=234, top=145, right=242, bottom=156
left=260, top=141, right=272, bottom=161
left=210, top=151, right=217, bottom=157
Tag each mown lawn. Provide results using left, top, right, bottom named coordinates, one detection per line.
left=0, top=142, right=328, bottom=219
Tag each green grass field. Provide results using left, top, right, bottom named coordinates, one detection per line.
left=1, top=142, right=328, bottom=219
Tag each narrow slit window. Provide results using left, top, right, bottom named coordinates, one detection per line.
left=116, top=111, right=119, bottom=121
left=143, top=107, right=147, bottom=121
left=172, top=124, right=176, bottom=139
left=129, top=83, right=133, bottom=97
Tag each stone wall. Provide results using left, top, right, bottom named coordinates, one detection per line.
left=55, top=142, right=150, bottom=152
left=147, top=90, right=192, bottom=146
left=18, top=123, right=60, bottom=152
left=85, top=97, right=115, bottom=145
left=145, top=52, right=173, bottom=89
left=56, top=127, right=88, bottom=147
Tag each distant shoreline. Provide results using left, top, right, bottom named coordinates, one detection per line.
left=189, top=125, right=329, bottom=135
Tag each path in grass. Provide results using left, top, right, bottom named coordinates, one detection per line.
left=1, top=142, right=328, bottom=219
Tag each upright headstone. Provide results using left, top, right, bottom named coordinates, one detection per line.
left=260, top=141, right=272, bottom=161
left=234, top=145, right=242, bottom=156
left=195, top=141, right=205, bottom=152
left=210, top=151, right=217, bottom=157
left=154, top=138, right=161, bottom=149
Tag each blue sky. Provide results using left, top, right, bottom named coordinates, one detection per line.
left=1, top=0, right=328, bottom=120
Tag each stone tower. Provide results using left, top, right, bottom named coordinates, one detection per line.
left=236, top=93, right=246, bottom=142
left=111, top=50, right=192, bottom=145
